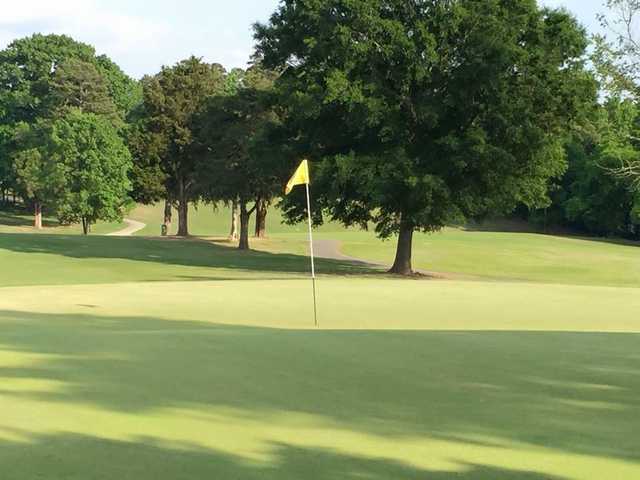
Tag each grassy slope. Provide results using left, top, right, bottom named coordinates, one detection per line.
left=0, top=206, right=125, bottom=235
left=130, top=203, right=640, bottom=287
left=338, top=229, right=640, bottom=287
left=2, top=204, right=640, bottom=479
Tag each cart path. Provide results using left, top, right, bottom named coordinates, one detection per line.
left=313, top=239, right=450, bottom=278
left=107, top=219, right=146, bottom=236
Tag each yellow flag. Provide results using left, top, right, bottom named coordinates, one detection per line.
left=285, top=160, right=310, bottom=195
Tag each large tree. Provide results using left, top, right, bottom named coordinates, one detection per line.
left=140, top=57, right=226, bottom=236
left=0, top=34, right=137, bottom=224
left=255, top=0, right=596, bottom=274
left=194, top=65, right=282, bottom=249
left=10, top=121, right=65, bottom=228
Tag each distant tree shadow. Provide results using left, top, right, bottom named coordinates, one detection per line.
left=0, top=233, right=377, bottom=276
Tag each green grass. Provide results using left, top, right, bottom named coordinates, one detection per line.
left=2, top=206, right=640, bottom=478
left=129, top=203, right=640, bottom=288
left=0, top=206, right=126, bottom=235
left=1, top=278, right=639, bottom=479
left=338, top=228, right=640, bottom=287
left=129, top=203, right=343, bottom=237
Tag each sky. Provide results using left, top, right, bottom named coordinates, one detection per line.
left=0, top=0, right=607, bottom=79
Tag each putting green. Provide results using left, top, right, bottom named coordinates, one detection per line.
left=1, top=222, right=639, bottom=479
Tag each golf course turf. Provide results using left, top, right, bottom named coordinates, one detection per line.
left=1, top=210, right=639, bottom=479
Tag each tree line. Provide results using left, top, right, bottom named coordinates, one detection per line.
left=1, top=0, right=640, bottom=274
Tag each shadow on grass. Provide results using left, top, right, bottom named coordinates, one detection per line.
left=0, top=208, right=58, bottom=228
left=0, top=308, right=639, bottom=476
left=0, top=432, right=565, bottom=480
left=0, top=233, right=375, bottom=276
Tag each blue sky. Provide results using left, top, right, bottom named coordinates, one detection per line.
left=0, top=0, right=606, bottom=79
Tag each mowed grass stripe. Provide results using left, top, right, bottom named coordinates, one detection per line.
left=0, top=285, right=639, bottom=479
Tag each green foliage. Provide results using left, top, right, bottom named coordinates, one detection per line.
left=0, top=34, right=95, bottom=125
left=543, top=100, right=640, bottom=238
left=593, top=0, right=640, bottom=98
left=48, top=58, right=121, bottom=123
left=48, top=110, right=132, bottom=231
left=0, top=34, right=138, bottom=219
left=11, top=121, right=64, bottom=207
left=137, top=57, right=226, bottom=234
left=95, top=54, right=143, bottom=116
left=195, top=65, right=281, bottom=204
left=256, top=0, right=596, bottom=270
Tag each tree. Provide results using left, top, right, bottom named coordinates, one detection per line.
left=562, top=100, right=640, bottom=237
left=48, top=58, right=121, bottom=122
left=0, top=125, right=16, bottom=203
left=0, top=34, right=137, bottom=224
left=95, top=54, right=142, bottom=117
left=49, top=110, right=132, bottom=234
left=10, top=122, right=65, bottom=228
left=594, top=0, right=640, bottom=188
left=194, top=65, right=282, bottom=249
left=140, top=57, right=226, bottom=236
left=256, top=0, right=596, bottom=274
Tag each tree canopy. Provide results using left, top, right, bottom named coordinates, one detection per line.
left=194, top=65, right=282, bottom=249
left=0, top=34, right=139, bottom=226
left=50, top=110, right=132, bottom=234
left=137, top=57, right=226, bottom=236
left=255, top=0, right=597, bottom=273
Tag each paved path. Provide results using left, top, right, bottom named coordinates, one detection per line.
left=107, top=219, right=146, bottom=237
left=313, top=238, right=450, bottom=278
left=313, top=239, right=382, bottom=268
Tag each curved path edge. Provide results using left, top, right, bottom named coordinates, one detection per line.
left=313, top=239, right=449, bottom=278
left=107, top=219, right=146, bottom=237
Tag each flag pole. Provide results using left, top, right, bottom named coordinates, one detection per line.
left=305, top=182, right=318, bottom=327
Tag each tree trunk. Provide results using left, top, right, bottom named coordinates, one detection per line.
left=254, top=198, right=268, bottom=238
left=389, top=220, right=414, bottom=275
left=239, top=201, right=250, bottom=250
left=162, top=200, right=172, bottom=236
left=34, top=202, right=42, bottom=230
left=81, top=217, right=90, bottom=235
left=176, top=180, right=189, bottom=237
left=229, top=199, right=239, bottom=240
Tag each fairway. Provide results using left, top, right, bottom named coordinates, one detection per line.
left=4, top=1, right=640, bottom=478
left=1, top=228, right=639, bottom=479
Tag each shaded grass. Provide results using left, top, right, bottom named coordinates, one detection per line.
left=128, top=203, right=640, bottom=287
left=0, top=296, right=639, bottom=479
left=2, top=212, right=640, bottom=478
left=0, top=206, right=125, bottom=235
left=0, top=233, right=371, bottom=287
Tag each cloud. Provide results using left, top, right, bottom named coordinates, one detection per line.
left=0, top=0, right=171, bottom=78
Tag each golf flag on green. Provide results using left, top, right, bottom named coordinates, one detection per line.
left=285, top=160, right=317, bottom=327
left=285, top=159, right=310, bottom=195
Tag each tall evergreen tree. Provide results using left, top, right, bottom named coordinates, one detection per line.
left=140, top=57, right=226, bottom=236
left=194, top=65, right=282, bottom=249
